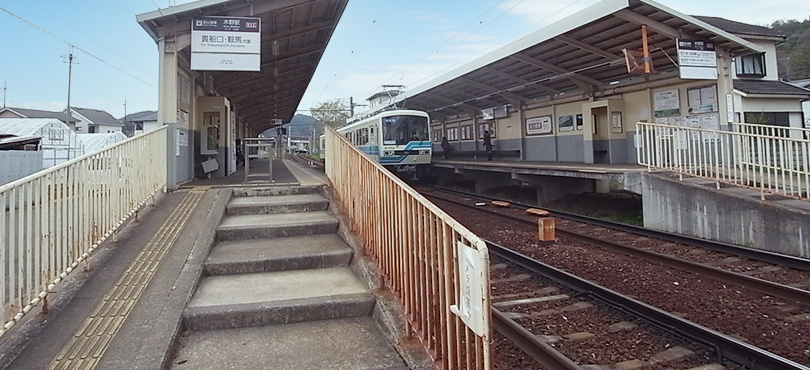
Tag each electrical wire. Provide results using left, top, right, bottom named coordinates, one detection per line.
left=0, top=6, right=156, bottom=87
left=25, top=0, right=155, bottom=75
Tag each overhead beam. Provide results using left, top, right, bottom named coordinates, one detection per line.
left=554, top=35, right=621, bottom=61
left=613, top=9, right=688, bottom=40
left=510, top=54, right=603, bottom=87
left=481, top=67, right=558, bottom=95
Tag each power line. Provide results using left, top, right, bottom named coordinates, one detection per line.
left=0, top=6, right=156, bottom=87
left=25, top=0, right=155, bottom=76
left=357, top=0, right=511, bottom=99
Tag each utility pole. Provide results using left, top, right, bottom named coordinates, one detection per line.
left=2, top=81, right=8, bottom=108
left=123, top=96, right=127, bottom=135
left=62, top=46, right=78, bottom=128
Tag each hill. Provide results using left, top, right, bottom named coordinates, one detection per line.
left=261, top=114, right=321, bottom=139
left=772, top=17, right=810, bottom=80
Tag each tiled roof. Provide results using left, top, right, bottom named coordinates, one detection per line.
left=693, top=16, right=784, bottom=39
left=124, top=111, right=158, bottom=122
left=72, top=107, right=124, bottom=127
left=734, top=79, right=810, bottom=96
left=0, top=107, right=78, bottom=123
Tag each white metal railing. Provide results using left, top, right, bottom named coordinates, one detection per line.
left=0, top=127, right=167, bottom=337
left=636, top=122, right=810, bottom=200
left=325, top=127, right=492, bottom=370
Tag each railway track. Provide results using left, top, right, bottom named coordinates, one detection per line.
left=419, top=187, right=810, bottom=368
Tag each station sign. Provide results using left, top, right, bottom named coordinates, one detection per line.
left=191, top=16, right=261, bottom=71
left=677, top=39, right=717, bottom=80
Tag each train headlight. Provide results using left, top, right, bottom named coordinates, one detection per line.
left=384, top=151, right=394, bottom=156
left=419, top=150, right=429, bottom=155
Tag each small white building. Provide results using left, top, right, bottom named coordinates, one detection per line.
left=67, top=107, right=125, bottom=134
left=78, top=132, right=128, bottom=153
left=125, top=111, right=159, bottom=135
left=0, top=118, right=85, bottom=168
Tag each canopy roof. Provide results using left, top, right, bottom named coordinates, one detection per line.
left=390, top=0, right=765, bottom=119
left=137, top=0, right=348, bottom=131
left=78, top=132, right=129, bottom=153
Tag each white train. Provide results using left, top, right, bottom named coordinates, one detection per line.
left=328, top=109, right=432, bottom=176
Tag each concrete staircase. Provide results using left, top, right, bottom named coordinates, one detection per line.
left=173, top=186, right=409, bottom=369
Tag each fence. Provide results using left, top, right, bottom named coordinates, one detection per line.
left=636, top=122, right=810, bottom=200
left=324, top=127, right=492, bottom=370
left=0, top=127, right=168, bottom=337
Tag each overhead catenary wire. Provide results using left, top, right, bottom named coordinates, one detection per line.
left=356, top=0, right=511, bottom=100
left=0, top=6, right=156, bottom=87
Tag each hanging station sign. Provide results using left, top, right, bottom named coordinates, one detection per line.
left=191, top=16, right=261, bottom=71
left=677, top=39, right=717, bottom=80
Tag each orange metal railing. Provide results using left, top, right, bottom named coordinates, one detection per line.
left=324, top=127, right=492, bottom=370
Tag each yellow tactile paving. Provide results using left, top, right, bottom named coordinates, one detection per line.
left=48, top=189, right=205, bottom=370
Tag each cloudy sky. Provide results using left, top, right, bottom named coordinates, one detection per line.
left=1, top=0, right=808, bottom=120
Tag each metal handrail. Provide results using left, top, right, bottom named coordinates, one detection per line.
left=324, top=127, right=492, bottom=370
left=636, top=122, right=810, bottom=200
left=0, top=127, right=168, bottom=337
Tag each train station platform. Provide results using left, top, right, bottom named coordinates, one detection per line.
left=0, top=158, right=423, bottom=370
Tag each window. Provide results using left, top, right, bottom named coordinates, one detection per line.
left=381, top=115, right=429, bottom=145
left=433, top=129, right=442, bottom=142
left=743, top=112, right=789, bottom=127
left=735, top=53, right=765, bottom=77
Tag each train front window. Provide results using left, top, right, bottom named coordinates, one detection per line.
left=382, top=115, right=429, bottom=145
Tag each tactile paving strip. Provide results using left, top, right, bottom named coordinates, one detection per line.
left=47, top=188, right=206, bottom=370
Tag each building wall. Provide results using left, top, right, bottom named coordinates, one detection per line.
left=97, top=124, right=123, bottom=133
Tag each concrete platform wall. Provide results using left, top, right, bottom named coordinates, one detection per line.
left=642, top=173, right=810, bottom=258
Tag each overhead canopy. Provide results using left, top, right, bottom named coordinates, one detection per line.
left=392, top=0, right=765, bottom=118
left=137, top=0, right=348, bottom=131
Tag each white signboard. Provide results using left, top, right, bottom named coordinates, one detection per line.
left=526, top=116, right=552, bottom=135
left=191, top=16, right=261, bottom=71
left=449, top=241, right=488, bottom=337
left=677, top=39, right=718, bottom=80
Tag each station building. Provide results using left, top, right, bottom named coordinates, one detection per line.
left=380, top=0, right=810, bottom=165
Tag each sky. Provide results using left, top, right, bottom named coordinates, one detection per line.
left=1, top=0, right=809, bottom=121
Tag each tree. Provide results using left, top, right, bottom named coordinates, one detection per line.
left=309, top=99, right=349, bottom=130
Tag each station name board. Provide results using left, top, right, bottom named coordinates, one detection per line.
left=191, top=16, right=261, bottom=71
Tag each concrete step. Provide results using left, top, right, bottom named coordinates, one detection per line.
left=184, top=267, right=375, bottom=330
left=171, top=317, right=407, bottom=370
left=226, top=193, right=329, bottom=215
left=216, top=211, right=338, bottom=241
left=232, top=185, right=322, bottom=197
left=205, top=234, right=353, bottom=275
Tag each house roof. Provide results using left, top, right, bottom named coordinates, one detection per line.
left=124, top=111, right=158, bottom=122
left=0, top=107, right=79, bottom=124
left=71, top=107, right=125, bottom=127
left=387, top=0, right=767, bottom=118
left=692, top=16, right=784, bottom=39
left=734, top=79, right=810, bottom=97
left=788, top=78, right=810, bottom=89
left=137, top=0, right=349, bottom=131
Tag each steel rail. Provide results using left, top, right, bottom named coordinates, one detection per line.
left=423, top=192, right=810, bottom=305
left=489, top=242, right=810, bottom=370
left=492, top=308, right=584, bottom=370
left=429, top=186, right=810, bottom=272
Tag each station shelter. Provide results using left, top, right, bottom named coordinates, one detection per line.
left=137, top=0, right=348, bottom=188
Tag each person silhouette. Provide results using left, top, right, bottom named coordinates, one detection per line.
left=441, top=136, right=451, bottom=159
left=483, top=130, right=493, bottom=160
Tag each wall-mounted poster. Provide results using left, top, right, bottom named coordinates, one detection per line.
left=558, top=115, right=574, bottom=132
left=611, top=112, right=623, bottom=133
left=526, top=116, right=553, bottom=135
left=654, top=89, right=680, bottom=117
left=687, top=85, right=717, bottom=114
left=575, top=114, right=584, bottom=130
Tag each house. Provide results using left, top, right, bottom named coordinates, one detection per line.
left=67, top=107, right=125, bottom=133
left=123, top=110, right=159, bottom=135
left=695, top=16, right=810, bottom=128
left=0, top=107, right=79, bottom=129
